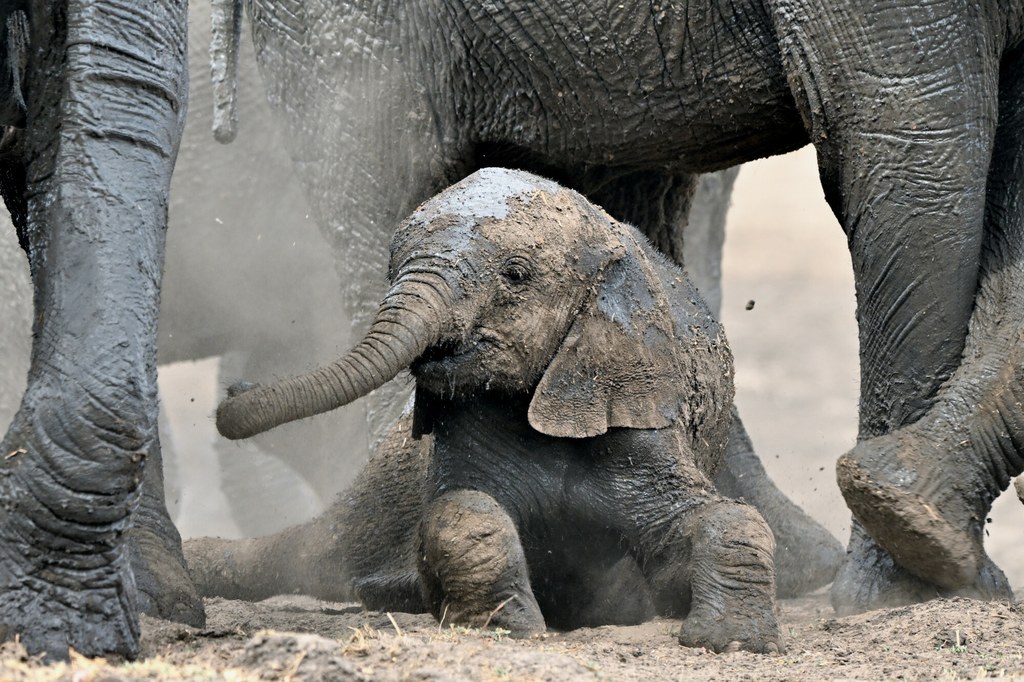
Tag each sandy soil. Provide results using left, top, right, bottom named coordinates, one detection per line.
left=3, top=592, right=1024, bottom=680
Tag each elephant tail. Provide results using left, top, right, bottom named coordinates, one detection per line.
left=210, top=0, right=244, bottom=143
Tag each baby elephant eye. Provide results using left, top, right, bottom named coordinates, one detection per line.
left=501, top=257, right=532, bottom=284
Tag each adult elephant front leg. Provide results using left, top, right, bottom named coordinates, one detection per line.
left=0, top=0, right=191, bottom=659
left=771, top=1, right=1002, bottom=611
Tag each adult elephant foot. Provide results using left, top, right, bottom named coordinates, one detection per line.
left=837, top=435, right=984, bottom=589
left=126, top=441, right=204, bottom=627
left=837, top=410, right=1022, bottom=591
left=714, top=410, right=843, bottom=598
left=0, top=409, right=141, bottom=661
left=829, top=522, right=1012, bottom=616
left=127, top=526, right=203, bottom=626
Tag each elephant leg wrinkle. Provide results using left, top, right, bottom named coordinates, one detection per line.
left=0, top=0, right=193, bottom=660
left=419, top=489, right=546, bottom=636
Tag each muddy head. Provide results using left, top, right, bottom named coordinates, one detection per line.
left=215, top=168, right=622, bottom=438
left=216, top=167, right=729, bottom=444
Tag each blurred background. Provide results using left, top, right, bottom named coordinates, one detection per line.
left=0, top=11, right=1018, bottom=597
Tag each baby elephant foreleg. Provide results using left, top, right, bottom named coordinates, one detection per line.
left=419, top=489, right=545, bottom=636
left=635, top=493, right=782, bottom=653
left=672, top=500, right=782, bottom=653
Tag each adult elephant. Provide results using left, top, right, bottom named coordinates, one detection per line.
left=0, top=0, right=194, bottom=660
left=213, top=0, right=1024, bottom=613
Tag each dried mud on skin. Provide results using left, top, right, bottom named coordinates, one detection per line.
left=2, top=593, right=1024, bottom=680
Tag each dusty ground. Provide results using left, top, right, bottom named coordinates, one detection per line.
left=3, top=593, right=1024, bottom=680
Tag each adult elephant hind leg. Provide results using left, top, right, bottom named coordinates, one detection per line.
left=836, top=43, right=1024, bottom=596
left=419, top=489, right=544, bottom=636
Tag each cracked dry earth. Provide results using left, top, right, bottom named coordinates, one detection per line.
left=3, top=592, right=1024, bottom=680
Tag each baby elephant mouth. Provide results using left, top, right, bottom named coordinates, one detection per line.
left=413, top=339, right=465, bottom=368
left=411, top=329, right=501, bottom=384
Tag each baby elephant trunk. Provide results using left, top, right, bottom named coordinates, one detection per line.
left=216, top=272, right=451, bottom=439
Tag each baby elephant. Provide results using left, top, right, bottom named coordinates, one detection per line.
left=215, top=168, right=782, bottom=653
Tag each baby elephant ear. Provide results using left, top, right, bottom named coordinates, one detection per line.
left=528, top=228, right=705, bottom=439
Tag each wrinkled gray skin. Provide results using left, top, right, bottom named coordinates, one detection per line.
left=172, top=6, right=809, bottom=552
left=0, top=0, right=191, bottom=660
left=223, top=0, right=1024, bottom=612
left=200, top=169, right=782, bottom=653
left=0, top=7, right=330, bottom=661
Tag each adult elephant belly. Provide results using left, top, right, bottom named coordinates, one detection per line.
left=420, top=0, right=809, bottom=171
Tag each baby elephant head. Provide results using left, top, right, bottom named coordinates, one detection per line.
left=217, top=168, right=731, bottom=441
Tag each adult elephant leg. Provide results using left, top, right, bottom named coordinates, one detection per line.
left=680, top=168, right=740, bottom=315
left=0, top=0, right=189, bottom=659
left=714, top=409, right=844, bottom=597
left=577, top=166, right=842, bottom=597
left=837, top=43, right=1024, bottom=597
left=771, top=2, right=1000, bottom=610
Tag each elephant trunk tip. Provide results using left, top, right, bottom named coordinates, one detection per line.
left=227, top=380, right=261, bottom=398
left=216, top=382, right=268, bottom=440
left=215, top=400, right=252, bottom=440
